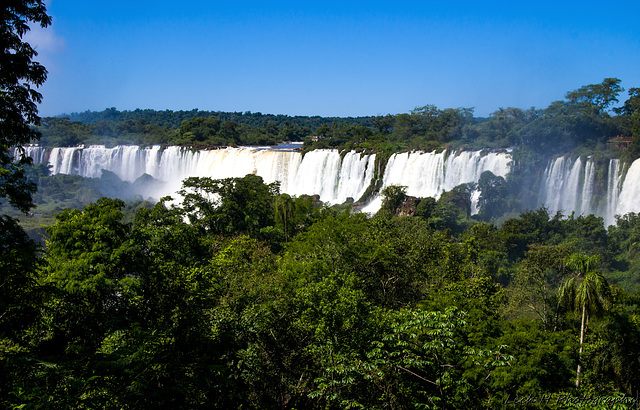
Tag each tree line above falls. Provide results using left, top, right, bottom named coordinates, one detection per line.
left=39, top=77, right=640, bottom=163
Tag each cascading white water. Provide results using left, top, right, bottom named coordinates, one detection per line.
left=605, top=159, right=623, bottom=225
left=286, top=150, right=376, bottom=204
left=537, top=156, right=632, bottom=226
left=49, top=145, right=163, bottom=181
left=362, top=150, right=512, bottom=213
left=12, top=145, right=47, bottom=163
left=617, top=160, right=640, bottom=219
left=39, top=145, right=513, bottom=211
left=539, top=156, right=588, bottom=216
left=42, top=145, right=377, bottom=205
left=20, top=145, right=640, bottom=223
left=334, top=151, right=377, bottom=203
left=580, top=159, right=595, bottom=215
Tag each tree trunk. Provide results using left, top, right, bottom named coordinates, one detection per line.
left=576, top=303, right=587, bottom=388
left=543, top=283, right=547, bottom=331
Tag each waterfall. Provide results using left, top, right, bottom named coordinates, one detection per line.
left=605, top=159, right=623, bottom=226
left=37, top=146, right=512, bottom=210
left=49, top=145, right=163, bottom=181
left=537, top=156, right=632, bottom=226
left=580, top=159, right=595, bottom=215
left=420, top=151, right=509, bottom=196
left=41, top=145, right=377, bottom=205
left=538, top=156, right=589, bottom=216
left=12, top=145, right=47, bottom=163
left=19, top=144, right=640, bottom=223
left=617, top=160, right=640, bottom=219
left=286, top=150, right=376, bottom=204
left=362, top=150, right=512, bottom=213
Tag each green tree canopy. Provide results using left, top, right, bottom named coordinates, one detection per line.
left=1, top=0, right=51, bottom=212
left=179, top=174, right=280, bottom=237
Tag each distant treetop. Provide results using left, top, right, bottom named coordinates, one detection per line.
left=65, top=108, right=376, bottom=129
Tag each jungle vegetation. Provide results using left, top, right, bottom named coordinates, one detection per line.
left=4, top=173, right=640, bottom=408
left=4, top=1, right=640, bottom=408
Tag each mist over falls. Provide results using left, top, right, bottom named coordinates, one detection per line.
left=18, top=145, right=640, bottom=223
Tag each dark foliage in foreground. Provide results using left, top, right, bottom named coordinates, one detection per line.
left=2, top=174, right=640, bottom=408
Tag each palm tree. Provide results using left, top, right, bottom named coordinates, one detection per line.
left=274, top=193, right=295, bottom=241
left=558, top=253, right=611, bottom=388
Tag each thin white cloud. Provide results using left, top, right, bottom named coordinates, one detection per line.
left=24, top=1, right=64, bottom=58
left=24, top=24, right=65, bottom=54
left=23, top=17, right=65, bottom=78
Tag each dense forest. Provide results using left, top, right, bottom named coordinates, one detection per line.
left=5, top=2, right=640, bottom=408
left=4, top=173, right=640, bottom=408
left=38, top=109, right=374, bottom=149
left=67, top=107, right=376, bottom=131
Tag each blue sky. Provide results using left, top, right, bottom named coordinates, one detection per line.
left=27, top=1, right=640, bottom=118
